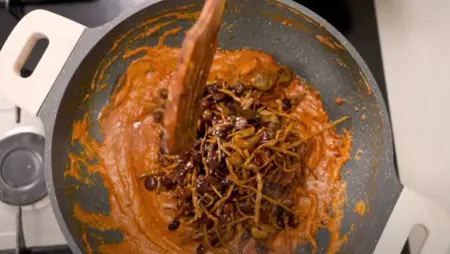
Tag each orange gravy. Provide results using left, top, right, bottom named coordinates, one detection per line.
left=354, top=200, right=367, bottom=216
left=69, top=45, right=351, bottom=253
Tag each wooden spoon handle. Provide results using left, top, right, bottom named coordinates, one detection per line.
left=164, top=0, right=226, bottom=154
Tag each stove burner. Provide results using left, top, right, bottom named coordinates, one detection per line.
left=0, top=132, right=46, bottom=206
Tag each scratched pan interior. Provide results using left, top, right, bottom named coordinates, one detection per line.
left=52, top=0, right=402, bottom=253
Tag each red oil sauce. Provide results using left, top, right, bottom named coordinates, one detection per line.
left=68, top=8, right=352, bottom=254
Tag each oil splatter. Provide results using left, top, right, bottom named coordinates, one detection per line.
left=354, top=200, right=367, bottom=216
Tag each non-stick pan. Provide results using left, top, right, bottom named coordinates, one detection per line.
left=0, top=0, right=402, bottom=253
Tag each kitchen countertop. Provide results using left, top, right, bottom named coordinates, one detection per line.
left=376, top=0, right=450, bottom=219
left=375, top=0, right=450, bottom=253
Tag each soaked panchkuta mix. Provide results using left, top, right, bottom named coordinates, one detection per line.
left=69, top=16, right=352, bottom=254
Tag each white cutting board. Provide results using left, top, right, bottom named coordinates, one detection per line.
left=374, top=0, right=450, bottom=253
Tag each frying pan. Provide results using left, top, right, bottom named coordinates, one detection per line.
left=0, top=0, right=402, bottom=253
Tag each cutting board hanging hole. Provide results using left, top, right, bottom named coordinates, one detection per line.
left=406, top=224, right=427, bottom=254
left=18, top=37, right=49, bottom=78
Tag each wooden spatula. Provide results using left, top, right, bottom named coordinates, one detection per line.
left=163, top=0, right=226, bottom=154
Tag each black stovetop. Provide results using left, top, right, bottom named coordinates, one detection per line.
left=0, top=0, right=393, bottom=253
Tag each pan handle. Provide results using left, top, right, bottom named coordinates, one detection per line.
left=0, top=10, right=85, bottom=115
left=375, top=187, right=450, bottom=254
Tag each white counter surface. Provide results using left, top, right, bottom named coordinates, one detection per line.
left=375, top=0, right=450, bottom=253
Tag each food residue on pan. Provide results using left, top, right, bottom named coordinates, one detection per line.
left=223, top=23, right=234, bottom=31
left=359, top=72, right=373, bottom=96
left=332, top=40, right=344, bottom=51
left=335, top=96, right=345, bottom=106
left=353, top=149, right=364, bottom=161
left=282, top=19, right=291, bottom=27
left=316, top=35, right=344, bottom=52
left=316, top=35, right=337, bottom=50
left=354, top=200, right=367, bottom=216
left=67, top=6, right=353, bottom=254
left=263, top=12, right=309, bottom=33
left=336, top=57, right=349, bottom=69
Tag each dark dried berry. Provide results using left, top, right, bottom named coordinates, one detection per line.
left=190, top=151, right=202, bottom=164
left=211, top=170, right=227, bottom=180
left=212, top=92, right=227, bottom=102
left=207, top=147, right=218, bottom=164
left=144, top=176, right=158, bottom=191
left=175, top=167, right=187, bottom=181
left=281, top=98, right=292, bottom=111
left=153, top=109, right=164, bottom=123
left=219, top=213, right=232, bottom=224
left=184, top=201, right=194, bottom=212
left=196, top=244, right=206, bottom=254
left=196, top=175, right=210, bottom=194
left=253, top=153, right=265, bottom=167
left=233, top=83, right=246, bottom=95
left=195, top=215, right=214, bottom=229
left=168, top=220, right=180, bottom=231
left=206, top=84, right=219, bottom=94
left=226, top=100, right=239, bottom=115
left=159, top=174, right=175, bottom=188
left=238, top=202, right=253, bottom=214
left=220, top=178, right=230, bottom=190
left=214, top=125, right=229, bottom=138
left=184, top=158, right=195, bottom=171
left=234, top=116, right=248, bottom=131
left=214, top=130, right=227, bottom=138
left=159, top=88, right=168, bottom=99
left=223, top=202, right=235, bottom=214
left=209, top=164, right=228, bottom=180
left=174, top=188, right=190, bottom=200
left=214, top=126, right=228, bottom=138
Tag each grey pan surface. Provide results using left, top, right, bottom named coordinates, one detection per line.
left=35, top=0, right=403, bottom=253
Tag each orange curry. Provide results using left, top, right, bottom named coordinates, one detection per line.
left=69, top=29, right=351, bottom=254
